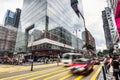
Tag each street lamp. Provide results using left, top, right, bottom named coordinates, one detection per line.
left=73, top=29, right=80, bottom=53
left=30, top=34, right=34, bottom=71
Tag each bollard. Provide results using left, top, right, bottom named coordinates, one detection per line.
left=102, top=66, right=106, bottom=80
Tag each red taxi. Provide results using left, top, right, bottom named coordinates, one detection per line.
left=91, top=58, right=100, bottom=65
left=68, top=58, right=94, bottom=74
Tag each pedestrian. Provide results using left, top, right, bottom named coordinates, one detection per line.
left=111, top=55, right=120, bottom=80
left=108, top=55, right=114, bottom=77
left=103, top=55, right=110, bottom=73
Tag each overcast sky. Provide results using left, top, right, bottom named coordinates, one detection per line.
left=0, top=0, right=107, bottom=51
left=82, top=0, right=107, bottom=51
left=0, top=0, right=23, bottom=24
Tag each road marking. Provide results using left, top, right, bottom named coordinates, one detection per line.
left=90, top=65, right=102, bottom=80
left=74, top=76, right=83, bottom=80
left=93, top=65, right=98, bottom=69
left=1, top=67, right=63, bottom=80
left=59, top=74, right=73, bottom=80
left=43, top=71, right=69, bottom=80
left=74, top=65, right=98, bottom=80
left=0, top=64, right=58, bottom=75
left=29, top=69, right=68, bottom=80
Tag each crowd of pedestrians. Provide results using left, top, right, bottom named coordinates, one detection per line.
left=104, top=54, right=120, bottom=80
left=0, top=56, right=60, bottom=65
left=36, top=57, right=59, bottom=64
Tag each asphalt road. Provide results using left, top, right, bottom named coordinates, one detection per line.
left=0, top=63, right=102, bottom=80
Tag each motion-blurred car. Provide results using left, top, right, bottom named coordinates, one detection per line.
left=68, top=58, right=94, bottom=74
left=99, top=57, right=104, bottom=62
left=91, top=58, right=100, bottom=65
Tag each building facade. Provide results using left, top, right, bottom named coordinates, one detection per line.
left=85, top=28, right=96, bottom=51
left=106, top=0, right=119, bottom=43
left=15, top=0, right=85, bottom=57
left=105, top=0, right=120, bottom=53
left=102, top=10, right=114, bottom=50
left=105, top=7, right=119, bottom=44
left=4, top=10, right=15, bottom=27
left=14, top=8, right=21, bottom=28
left=4, top=8, right=21, bottom=28
left=0, top=25, right=17, bottom=56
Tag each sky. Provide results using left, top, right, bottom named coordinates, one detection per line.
left=0, top=0, right=23, bottom=24
left=0, top=0, right=107, bottom=51
left=82, top=0, right=107, bottom=51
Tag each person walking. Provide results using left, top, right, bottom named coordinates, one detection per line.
left=108, top=55, right=113, bottom=74
left=111, top=55, right=120, bottom=80
left=104, top=55, right=110, bottom=73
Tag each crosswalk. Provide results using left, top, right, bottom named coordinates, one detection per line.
left=0, top=64, right=58, bottom=75
left=0, top=64, right=98, bottom=80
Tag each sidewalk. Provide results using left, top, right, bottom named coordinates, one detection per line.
left=98, top=68, right=113, bottom=80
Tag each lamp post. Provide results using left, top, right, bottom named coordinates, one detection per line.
left=31, top=34, right=34, bottom=71
left=73, top=29, right=80, bottom=53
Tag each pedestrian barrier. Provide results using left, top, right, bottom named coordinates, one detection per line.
left=102, top=66, right=106, bottom=80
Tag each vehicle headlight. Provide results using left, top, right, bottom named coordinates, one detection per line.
left=67, top=67, right=75, bottom=70
left=77, top=68, right=85, bottom=71
left=68, top=66, right=80, bottom=70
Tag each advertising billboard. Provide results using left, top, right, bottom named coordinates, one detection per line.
left=115, top=1, right=120, bottom=37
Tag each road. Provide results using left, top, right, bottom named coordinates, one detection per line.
left=0, top=63, right=102, bottom=80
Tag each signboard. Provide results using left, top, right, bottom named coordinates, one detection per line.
left=115, top=1, right=120, bottom=37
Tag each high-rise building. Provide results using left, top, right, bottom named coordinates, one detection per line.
left=0, top=25, right=17, bottom=54
left=14, top=8, right=21, bottom=28
left=4, top=8, right=21, bottom=28
left=102, top=10, right=114, bottom=50
left=105, top=0, right=119, bottom=53
left=4, top=10, right=15, bottom=27
left=85, top=28, right=96, bottom=51
left=15, top=0, right=85, bottom=57
left=106, top=0, right=119, bottom=43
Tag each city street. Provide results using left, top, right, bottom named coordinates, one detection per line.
left=0, top=63, right=102, bottom=80
left=0, top=0, right=119, bottom=80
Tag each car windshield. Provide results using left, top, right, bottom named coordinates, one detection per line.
left=93, top=58, right=98, bottom=60
left=62, top=54, right=70, bottom=59
left=74, top=58, right=89, bottom=64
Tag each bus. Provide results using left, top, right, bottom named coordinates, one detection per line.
left=61, top=53, right=82, bottom=66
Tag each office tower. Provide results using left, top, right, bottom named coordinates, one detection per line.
left=15, top=0, right=85, bottom=56
left=102, top=10, right=114, bottom=50
left=4, top=8, right=21, bottom=28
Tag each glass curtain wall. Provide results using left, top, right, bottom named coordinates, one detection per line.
left=15, top=0, right=47, bottom=52
left=47, top=0, right=85, bottom=50
left=15, top=0, right=85, bottom=52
